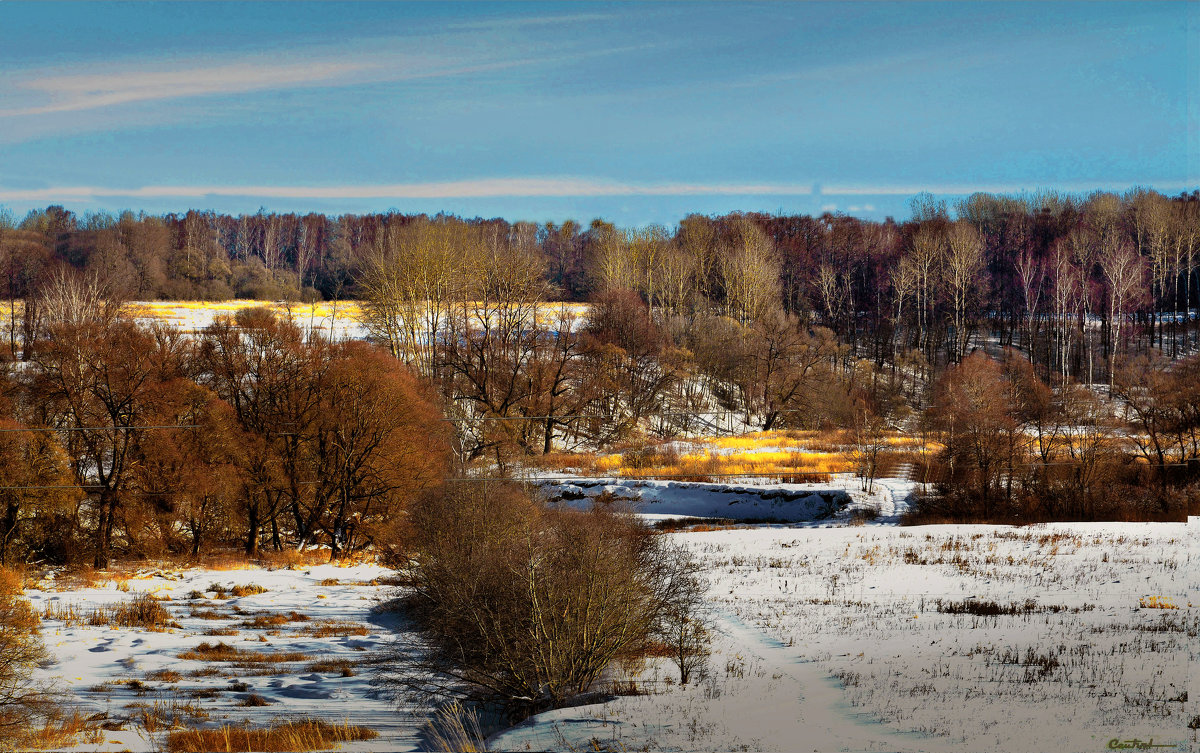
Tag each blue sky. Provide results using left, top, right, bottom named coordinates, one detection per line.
left=0, top=1, right=1194, bottom=225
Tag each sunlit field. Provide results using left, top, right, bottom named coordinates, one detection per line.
left=536, top=430, right=938, bottom=484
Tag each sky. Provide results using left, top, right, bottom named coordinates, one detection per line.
left=0, top=1, right=1195, bottom=226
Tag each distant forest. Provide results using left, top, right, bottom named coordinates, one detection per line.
left=1, top=188, right=1199, bottom=381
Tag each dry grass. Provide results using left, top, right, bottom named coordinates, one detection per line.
left=100, top=594, right=178, bottom=630
left=145, top=669, right=182, bottom=683
left=40, top=600, right=84, bottom=625
left=304, top=659, right=357, bottom=677
left=424, top=701, right=488, bottom=753
left=127, top=698, right=211, bottom=734
left=188, top=606, right=231, bottom=620
left=230, top=584, right=268, bottom=598
left=538, top=430, right=932, bottom=482
left=165, top=719, right=377, bottom=752
left=52, top=593, right=179, bottom=631
left=10, top=711, right=105, bottom=750
left=297, top=619, right=370, bottom=637
left=239, top=611, right=308, bottom=629
left=1138, top=595, right=1178, bottom=610
left=178, top=641, right=312, bottom=664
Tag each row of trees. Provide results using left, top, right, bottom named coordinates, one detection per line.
left=0, top=275, right=447, bottom=568
left=2, top=188, right=1197, bottom=383
left=919, top=349, right=1200, bottom=522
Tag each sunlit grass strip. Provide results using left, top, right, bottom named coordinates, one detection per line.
left=590, top=450, right=854, bottom=479
left=165, top=719, right=377, bottom=753
left=122, top=300, right=367, bottom=320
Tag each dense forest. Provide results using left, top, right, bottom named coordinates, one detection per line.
left=2, top=188, right=1198, bottom=381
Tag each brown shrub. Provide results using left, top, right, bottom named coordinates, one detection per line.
left=0, top=565, right=55, bottom=742
left=387, top=480, right=709, bottom=718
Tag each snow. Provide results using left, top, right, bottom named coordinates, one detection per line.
left=19, top=495, right=1194, bottom=752
left=495, top=519, right=1195, bottom=753
left=26, top=562, right=429, bottom=752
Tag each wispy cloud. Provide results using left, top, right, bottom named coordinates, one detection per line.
left=0, top=178, right=817, bottom=202
left=0, top=17, right=630, bottom=122
left=822, top=180, right=1194, bottom=196
left=2, top=60, right=381, bottom=117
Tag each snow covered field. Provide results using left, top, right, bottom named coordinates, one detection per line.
left=497, top=519, right=1196, bottom=753
left=25, top=562, right=429, bottom=751
left=20, top=490, right=1196, bottom=752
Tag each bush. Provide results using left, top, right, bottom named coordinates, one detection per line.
left=386, top=480, right=708, bottom=718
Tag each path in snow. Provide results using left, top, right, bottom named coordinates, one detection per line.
left=491, top=606, right=946, bottom=753
left=711, top=609, right=942, bottom=753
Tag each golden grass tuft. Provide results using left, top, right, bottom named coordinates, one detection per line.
left=1138, top=595, right=1178, bottom=610
left=103, top=593, right=178, bottom=630
left=230, top=584, right=268, bottom=598
left=424, top=701, right=488, bottom=753
left=165, top=719, right=377, bottom=753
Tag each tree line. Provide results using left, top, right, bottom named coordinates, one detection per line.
left=1, top=188, right=1197, bottom=382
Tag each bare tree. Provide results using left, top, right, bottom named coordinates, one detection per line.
left=720, top=218, right=780, bottom=324
left=1098, top=235, right=1145, bottom=381
left=944, top=221, right=985, bottom=361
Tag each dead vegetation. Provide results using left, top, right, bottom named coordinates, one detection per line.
left=304, top=658, right=357, bottom=677
left=296, top=619, right=369, bottom=637
left=178, top=641, right=312, bottom=664
left=165, top=719, right=377, bottom=752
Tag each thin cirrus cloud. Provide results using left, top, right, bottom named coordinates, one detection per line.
left=0, top=52, right=559, bottom=119
left=0, top=22, right=610, bottom=121
left=822, top=181, right=1193, bottom=196
left=1, top=60, right=383, bottom=118
left=0, top=178, right=819, bottom=203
